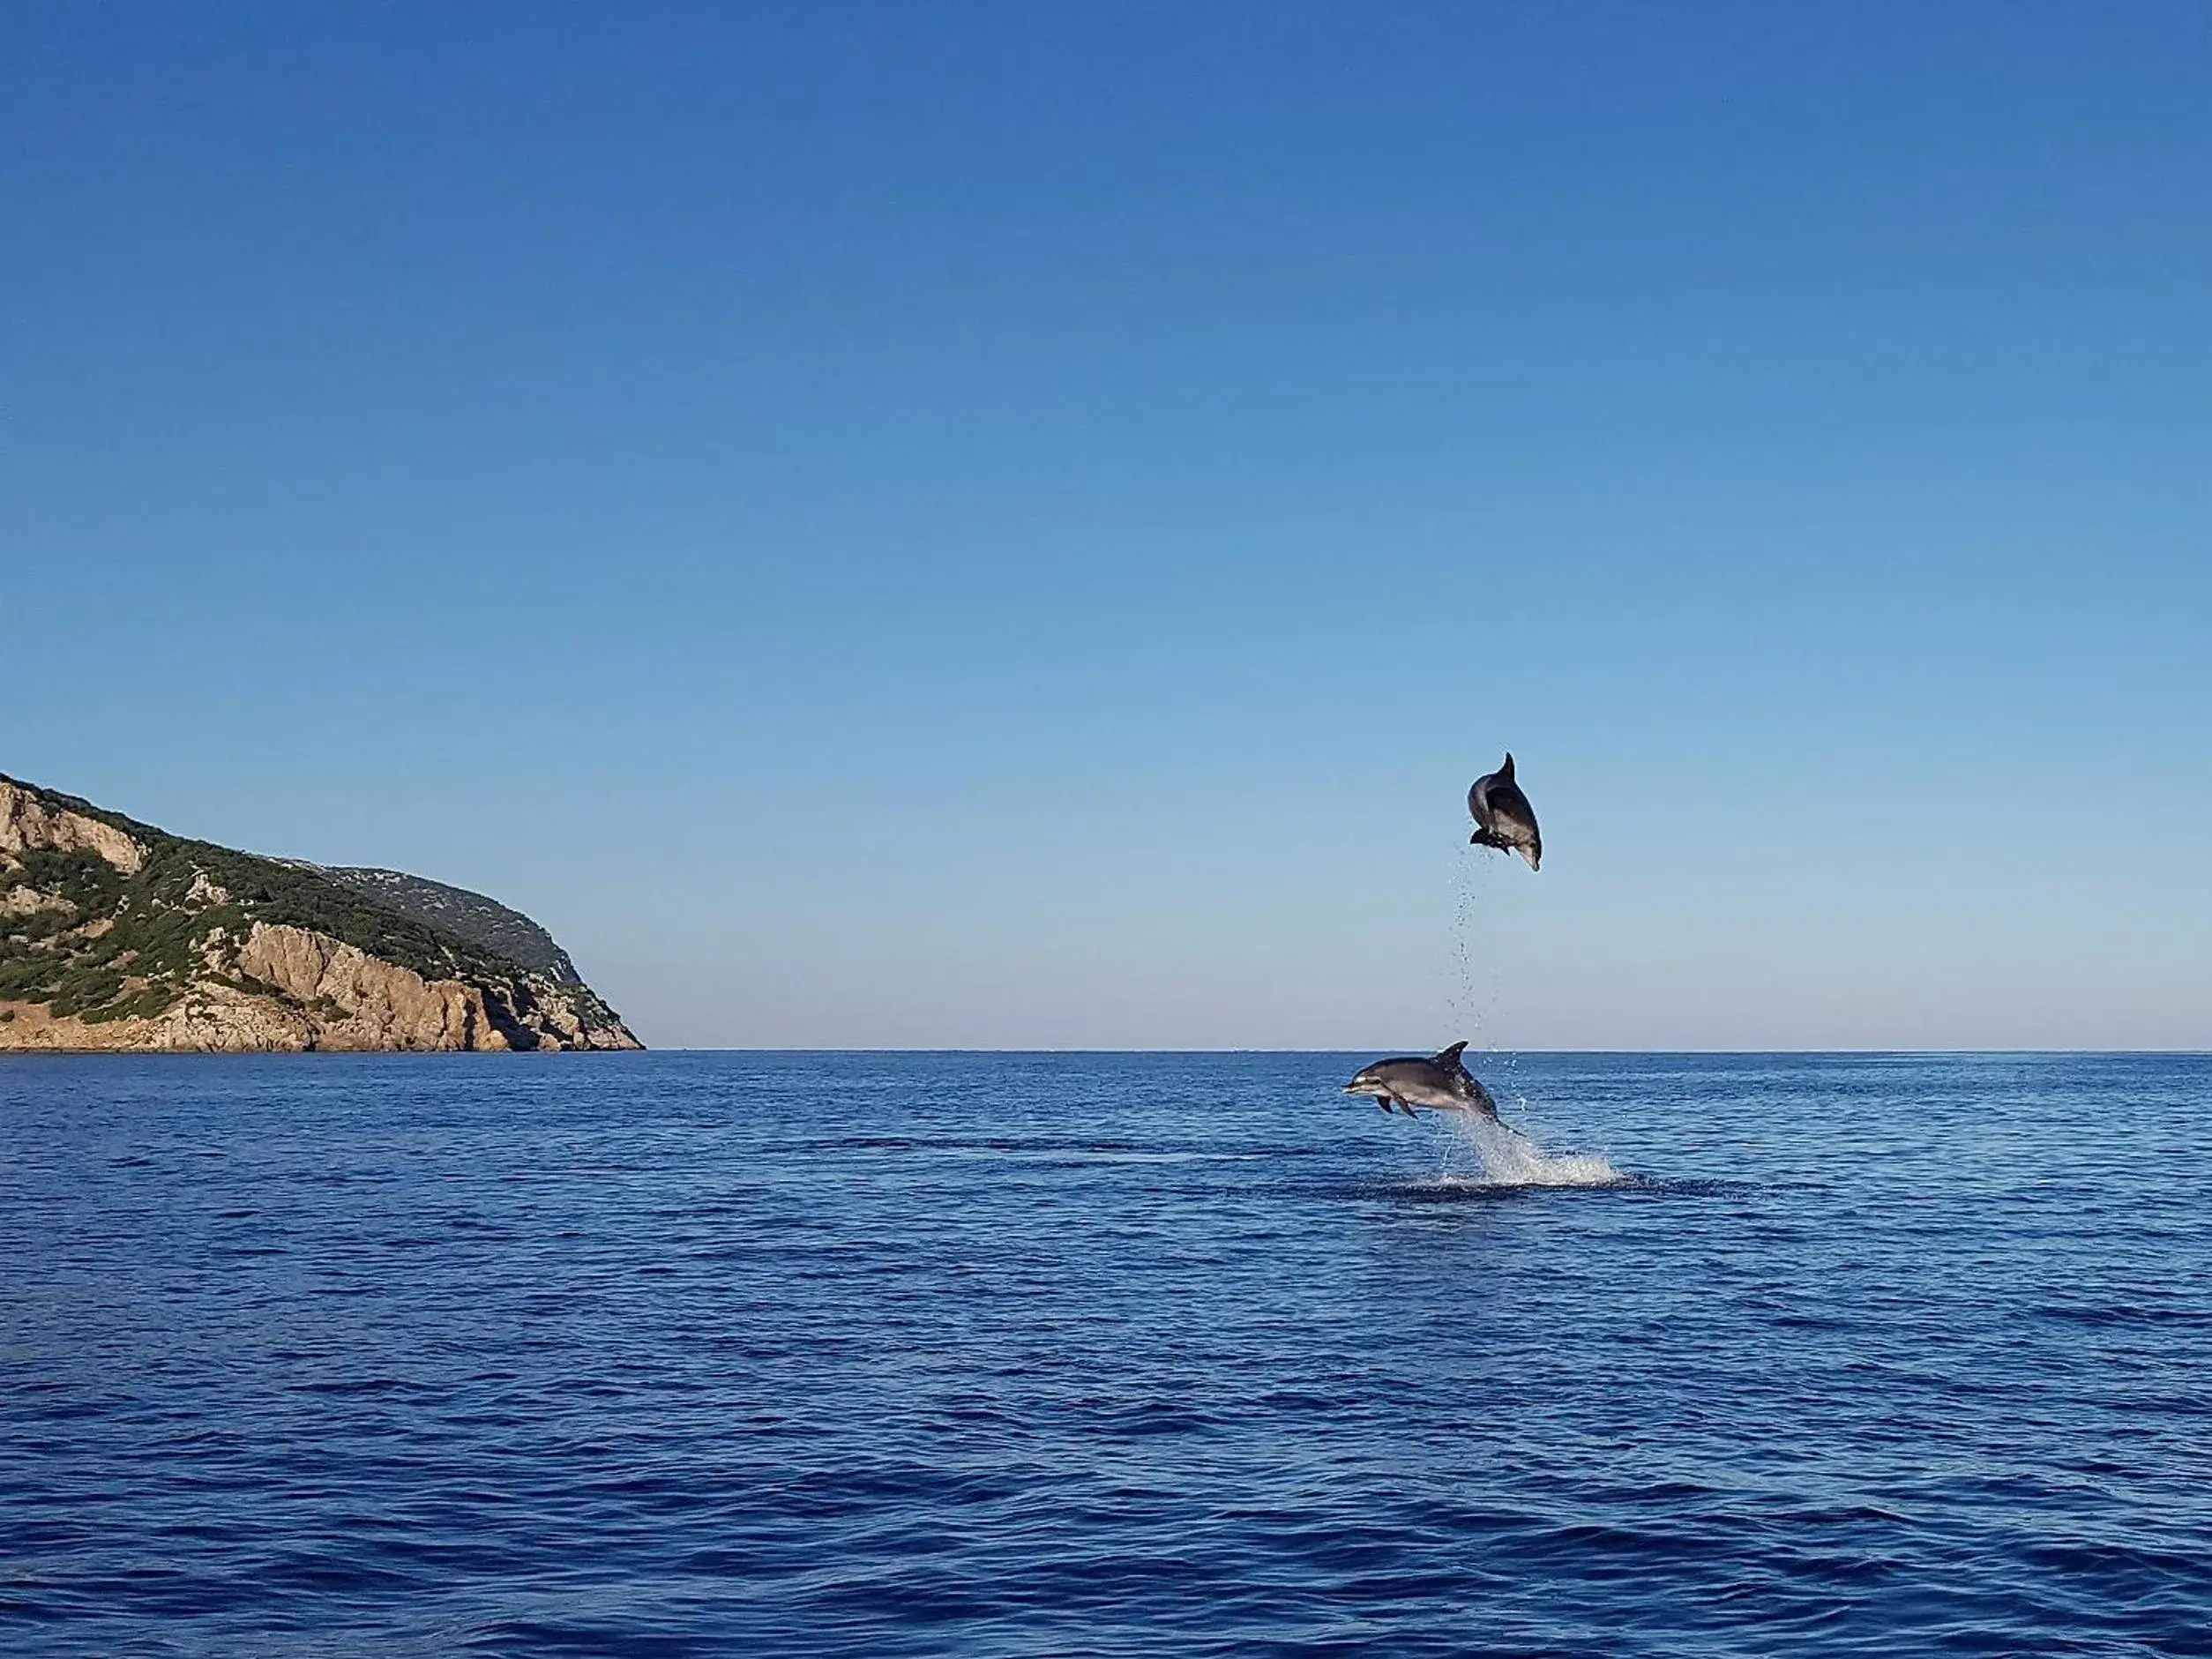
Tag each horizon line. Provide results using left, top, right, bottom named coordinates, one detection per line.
left=635, top=1045, right=2212, bottom=1057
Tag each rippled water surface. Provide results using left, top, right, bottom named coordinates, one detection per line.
left=4, top=1051, right=2210, bottom=1655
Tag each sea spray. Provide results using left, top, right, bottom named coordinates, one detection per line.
left=1441, top=1108, right=1630, bottom=1189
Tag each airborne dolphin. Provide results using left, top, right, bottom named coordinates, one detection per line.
left=1342, top=1041, right=1500, bottom=1119
left=1468, top=752, right=1542, bottom=870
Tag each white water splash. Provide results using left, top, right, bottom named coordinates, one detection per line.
left=1437, top=1110, right=1629, bottom=1189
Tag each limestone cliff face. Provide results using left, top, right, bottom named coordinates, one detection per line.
left=0, top=981, right=319, bottom=1053
left=0, top=773, right=642, bottom=1054
left=235, top=923, right=511, bottom=1050
left=0, top=781, right=146, bottom=876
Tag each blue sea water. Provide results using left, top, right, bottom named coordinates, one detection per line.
left=3, top=1050, right=2209, bottom=1656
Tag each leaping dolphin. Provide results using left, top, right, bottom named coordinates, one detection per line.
left=1468, top=752, right=1542, bottom=870
left=1343, top=1041, right=1500, bottom=1119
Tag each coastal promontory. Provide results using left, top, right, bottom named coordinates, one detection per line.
left=0, top=774, right=639, bottom=1052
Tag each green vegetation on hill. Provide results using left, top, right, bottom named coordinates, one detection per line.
left=0, top=845, right=222, bottom=1020
left=305, top=865, right=584, bottom=983
left=1, top=775, right=631, bottom=1039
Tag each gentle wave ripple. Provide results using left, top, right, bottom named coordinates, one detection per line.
left=4, top=1051, right=2210, bottom=1655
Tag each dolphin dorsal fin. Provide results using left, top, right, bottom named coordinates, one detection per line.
left=1432, top=1040, right=1469, bottom=1066
left=1498, top=752, right=1515, bottom=781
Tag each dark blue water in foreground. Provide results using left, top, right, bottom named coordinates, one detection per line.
left=4, top=1052, right=2210, bottom=1656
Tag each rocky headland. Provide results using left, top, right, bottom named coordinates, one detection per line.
left=0, top=774, right=640, bottom=1052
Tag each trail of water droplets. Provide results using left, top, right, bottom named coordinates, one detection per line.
left=1447, top=841, right=1501, bottom=1043
left=1439, top=840, right=1620, bottom=1186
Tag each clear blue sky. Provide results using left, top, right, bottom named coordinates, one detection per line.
left=5, top=4, right=2207, bottom=1049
